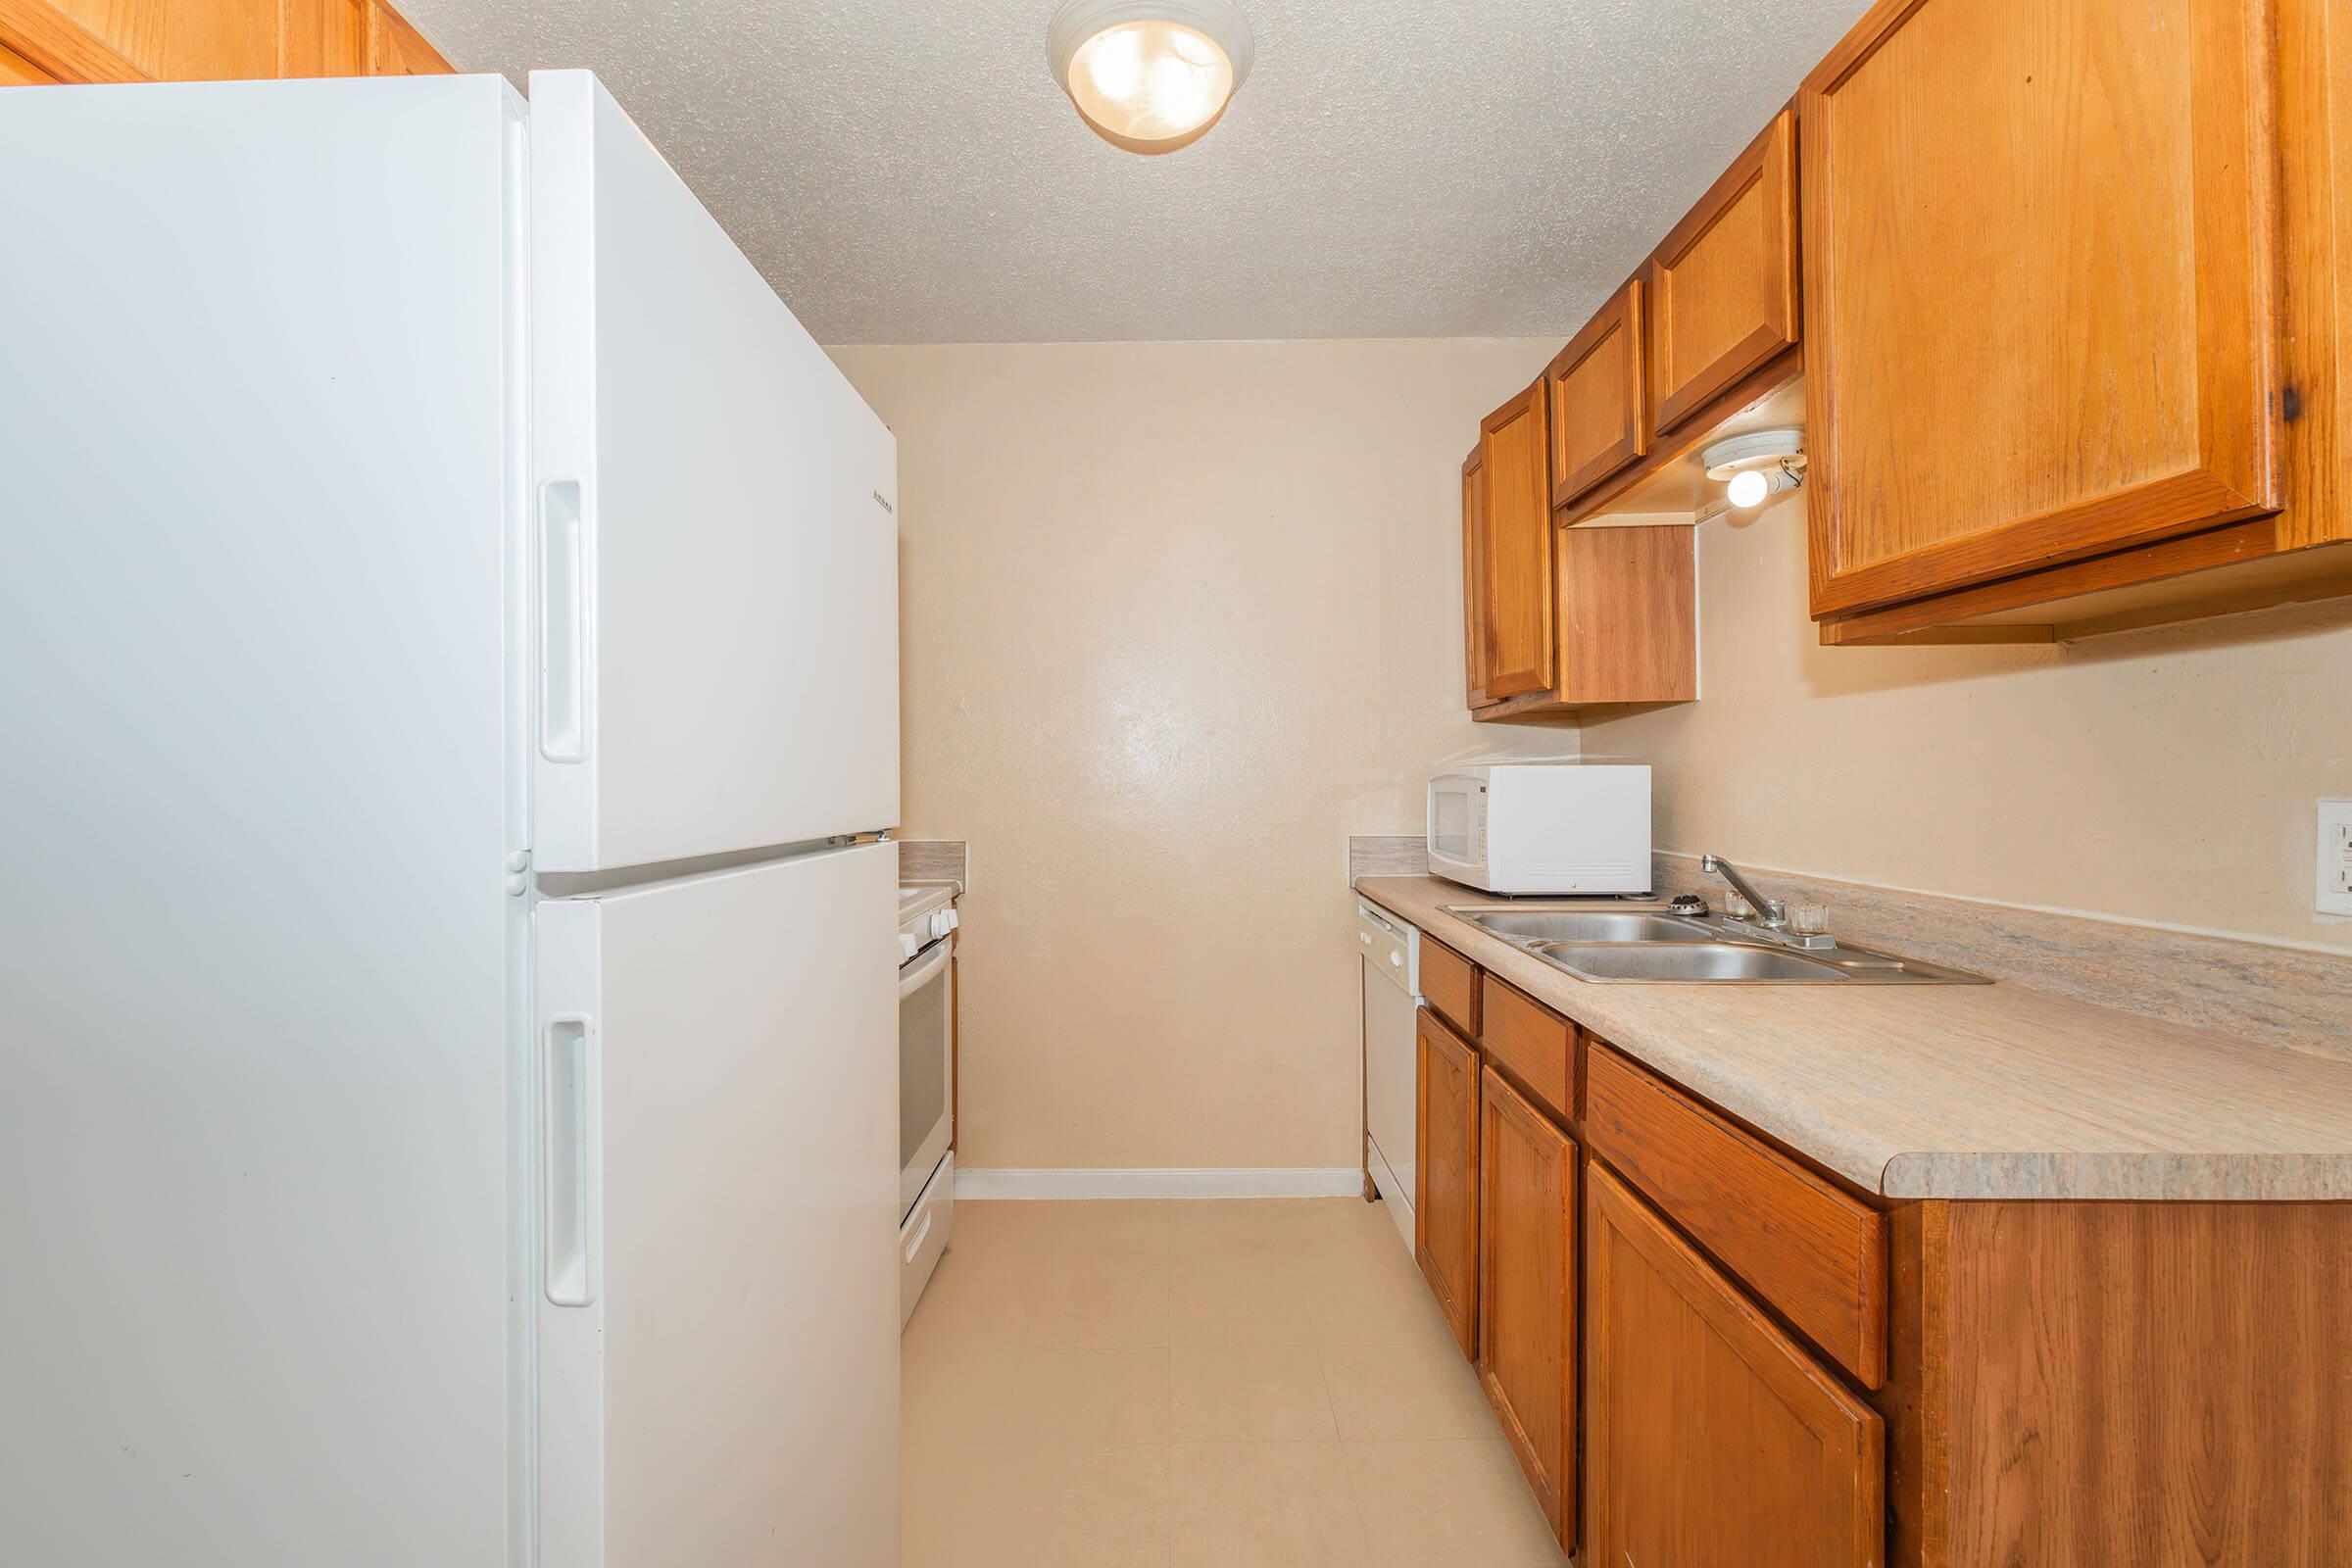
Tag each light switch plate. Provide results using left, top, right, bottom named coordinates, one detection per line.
left=2319, top=798, right=2352, bottom=916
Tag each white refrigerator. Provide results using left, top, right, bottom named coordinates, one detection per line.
left=0, top=71, right=903, bottom=1567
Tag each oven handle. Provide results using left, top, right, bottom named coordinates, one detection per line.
left=898, top=940, right=951, bottom=1000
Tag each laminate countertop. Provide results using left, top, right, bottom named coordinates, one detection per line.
left=1354, top=875, right=2352, bottom=1201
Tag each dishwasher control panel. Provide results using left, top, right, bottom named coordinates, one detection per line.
left=1356, top=900, right=1420, bottom=998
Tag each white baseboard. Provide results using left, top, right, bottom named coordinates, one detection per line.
left=953, top=1166, right=1366, bottom=1200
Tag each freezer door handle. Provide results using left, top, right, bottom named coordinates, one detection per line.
left=538, top=477, right=591, bottom=763
left=542, top=1012, right=595, bottom=1306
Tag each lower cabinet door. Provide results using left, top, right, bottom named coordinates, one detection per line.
left=1477, top=1064, right=1577, bottom=1549
left=1414, top=1007, right=1481, bottom=1357
left=1586, top=1163, right=1884, bottom=1568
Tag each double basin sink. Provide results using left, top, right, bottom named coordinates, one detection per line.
left=1446, top=906, right=1989, bottom=985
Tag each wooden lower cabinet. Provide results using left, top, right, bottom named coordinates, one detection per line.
left=1587, top=1162, right=1884, bottom=1568
left=1413, top=1005, right=1480, bottom=1358
left=1477, top=1064, right=1577, bottom=1549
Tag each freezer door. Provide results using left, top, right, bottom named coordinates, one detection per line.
left=534, top=842, right=900, bottom=1568
left=0, top=74, right=521, bottom=1568
left=529, top=71, right=900, bottom=872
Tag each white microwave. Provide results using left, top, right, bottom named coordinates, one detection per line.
left=1426, top=762, right=1652, bottom=894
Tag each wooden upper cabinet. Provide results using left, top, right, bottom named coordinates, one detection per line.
left=1414, top=1006, right=1480, bottom=1360
left=278, top=0, right=365, bottom=75
left=1459, top=446, right=1494, bottom=709
left=1586, top=1164, right=1884, bottom=1568
left=1478, top=1064, right=1577, bottom=1550
left=1475, top=379, right=1555, bottom=700
left=1645, top=109, right=1798, bottom=438
left=36, top=0, right=272, bottom=79
left=0, top=0, right=448, bottom=82
left=1545, top=278, right=1645, bottom=510
left=0, top=36, right=59, bottom=79
left=366, top=0, right=449, bottom=74
left=1801, top=0, right=2281, bottom=619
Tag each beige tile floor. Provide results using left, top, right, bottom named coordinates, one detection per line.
left=902, top=1197, right=1569, bottom=1568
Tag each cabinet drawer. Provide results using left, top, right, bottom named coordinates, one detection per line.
left=1478, top=978, right=1574, bottom=1123
left=1420, top=938, right=1479, bottom=1036
left=1584, top=1044, right=1887, bottom=1387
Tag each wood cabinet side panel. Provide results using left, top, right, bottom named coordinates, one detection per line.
left=1941, top=1200, right=2352, bottom=1564
left=1555, top=524, right=1696, bottom=705
left=1461, top=447, right=1494, bottom=709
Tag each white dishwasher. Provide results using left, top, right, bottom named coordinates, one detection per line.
left=1357, top=899, right=1421, bottom=1257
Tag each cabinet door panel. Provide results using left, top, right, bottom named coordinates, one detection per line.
left=1478, top=1065, right=1575, bottom=1548
left=1546, top=278, right=1646, bottom=509
left=1414, top=1007, right=1480, bottom=1359
left=1460, top=446, right=1494, bottom=709
left=1802, top=0, right=2279, bottom=618
left=1587, top=1163, right=1883, bottom=1568
left=1646, top=110, right=1798, bottom=436
left=1476, top=380, right=1554, bottom=698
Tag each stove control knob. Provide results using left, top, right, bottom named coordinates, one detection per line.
left=899, top=933, right=920, bottom=962
left=927, top=908, right=960, bottom=940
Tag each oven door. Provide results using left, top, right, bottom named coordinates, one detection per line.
left=898, top=940, right=954, bottom=1220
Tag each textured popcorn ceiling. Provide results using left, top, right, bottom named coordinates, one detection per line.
left=402, top=0, right=1874, bottom=344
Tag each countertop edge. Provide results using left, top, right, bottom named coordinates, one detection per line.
left=1353, top=876, right=2351, bottom=1203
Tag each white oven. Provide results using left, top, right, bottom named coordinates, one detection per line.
left=898, top=885, right=958, bottom=1324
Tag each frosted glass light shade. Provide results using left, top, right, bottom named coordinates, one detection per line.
left=1050, top=0, right=1254, bottom=155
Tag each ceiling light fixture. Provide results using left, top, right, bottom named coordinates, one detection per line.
left=1696, top=428, right=1806, bottom=519
left=1049, top=0, right=1254, bottom=156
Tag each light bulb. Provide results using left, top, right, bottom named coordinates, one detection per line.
left=1727, top=468, right=1770, bottom=508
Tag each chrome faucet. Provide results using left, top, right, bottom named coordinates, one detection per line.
left=1701, top=855, right=1787, bottom=930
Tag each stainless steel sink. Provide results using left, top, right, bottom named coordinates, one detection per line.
left=1441, top=903, right=1989, bottom=985
left=1532, top=942, right=1851, bottom=983
left=1468, top=911, right=1717, bottom=944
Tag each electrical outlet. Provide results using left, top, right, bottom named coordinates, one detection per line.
left=2319, top=798, right=2352, bottom=917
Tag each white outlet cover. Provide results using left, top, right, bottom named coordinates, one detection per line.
left=2319, top=798, right=2352, bottom=917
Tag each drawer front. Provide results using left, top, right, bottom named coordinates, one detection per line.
left=1584, top=1044, right=1887, bottom=1387
left=1478, top=978, right=1574, bottom=1124
left=1421, top=938, right=1479, bottom=1036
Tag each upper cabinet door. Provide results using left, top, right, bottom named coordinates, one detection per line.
left=1477, top=379, right=1556, bottom=700
left=1545, top=279, right=1646, bottom=510
left=1460, top=446, right=1494, bottom=709
left=1645, top=110, right=1799, bottom=438
left=1586, top=1164, right=1884, bottom=1568
left=1801, top=0, right=2281, bottom=618
left=530, top=72, right=900, bottom=872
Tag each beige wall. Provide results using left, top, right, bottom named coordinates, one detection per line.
left=1582, top=495, right=2352, bottom=953
left=830, top=339, right=1565, bottom=1172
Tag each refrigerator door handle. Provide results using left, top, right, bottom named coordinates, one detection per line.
left=542, top=1011, right=595, bottom=1306
left=538, top=477, right=591, bottom=763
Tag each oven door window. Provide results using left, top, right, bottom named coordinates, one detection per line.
left=899, top=944, right=954, bottom=1214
